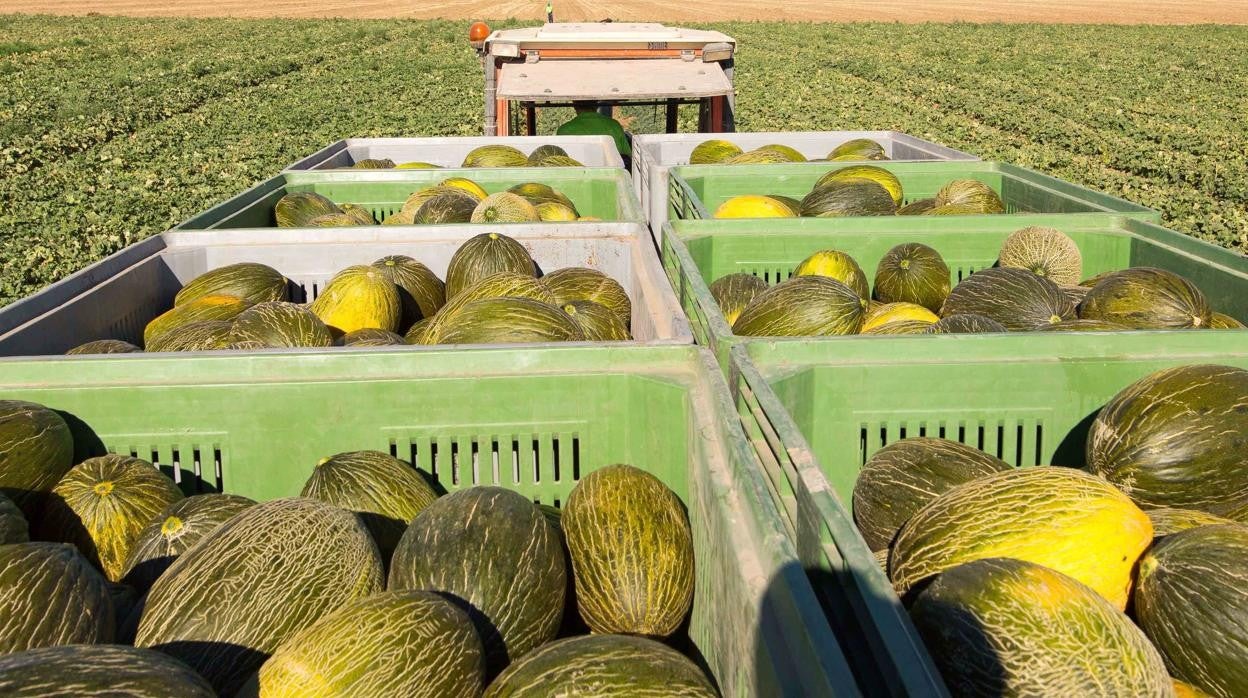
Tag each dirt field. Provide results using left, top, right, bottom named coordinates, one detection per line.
left=4, top=0, right=1247, bottom=23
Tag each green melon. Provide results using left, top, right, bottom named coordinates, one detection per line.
left=1086, top=364, right=1248, bottom=515
left=340, top=328, right=407, bottom=346
left=175, top=263, right=287, bottom=307
left=0, top=542, right=114, bottom=652
left=418, top=272, right=556, bottom=345
left=0, top=400, right=74, bottom=518
left=542, top=267, right=631, bottom=328
left=873, top=243, right=951, bottom=313
left=852, top=438, right=1011, bottom=551
left=861, top=319, right=933, bottom=335
left=934, top=179, right=1006, bottom=213
left=413, top=192, right=478, bottom=224
left=0, top=492, right=27, bottom=544
left=119, top=493, right=256, bottom=592
left=472, top=193, right=540, bottom=223
left=145, top=319, right=234, bottom=352
left=307, top=212, right=366, bottom=228
left=923, top=203, right=985, bottom=216
left=462, top=145, right=529, bottom=168
left=389, top=486, right=565, bottom=676
left=768, top=194, right=805, bottom=216
left=301, top=450, right=439, bottom=564
left=435, top=298, right=585, bottom=345
left=446, top=232, right=536, bottom=299
left=564, top=465, right=694, bottom=637
left=484, top=634, right=716, bottom=698
left=535, top=201, right=578, bottom=221
left=135, top=498, right=384, bottom=696
left=250, top=590, right=486, bottom=698
left=65, top=339, right=142, bottom=355
left=527, top=144, right=569, bottom=163
left=800, top=179, right=897, bottom=217
left=828, top=138, right=888, bottom=161
left=1036, top=319, right=1128, bottom=332
left=395, top=161, right=441, bottom=169
left=397, top=185, right=472, bottom=222
left=793, top=249, right=870, bottom=298
left=1080, top=267, right=1212, bottom=329
left=1059, top=283, right=1091, bottom=307
left=1134, top=524, right=1248, bottom=698
left=144, top=294, right=252, bottom=348
left=998, top=226, right=1083, bottom=285
left=562, top=300, right=630, bottom=341
left=531, top=154, right=583, bottom=167
left=371, top=255, right=446, bottom=330
left=352, top=158, right=396, bottom=169
left=440, top=177, right=489, bottom=201
left=309, top=265, right=402, bottom=335
left=924, top=314, right=1008, bottom=334
left=896, top=198, right=937, bottom=215
left=1147, top=507, right=1236, bottom=540
left=910, top=557, right=1172, bottom=697
left=724, top=148, right=792, bottom=165
left=508, top=182, right=578, bottom=213
left=815, top=165, right=903, bottom=206
left=275, top=192, right=340, bottom=228
left=756, top=143, right=807, bottom=162
left=733, top=276, right=867, bottom=337
left=40, top=454, right=184, bottom=582
left=338, top=203, right=377, bottom=226
left=708, top=273, right=768, bottom=326
left=404, top=318, right=432, bottom=344
left=940, top=267, right=1075, bottom=331
left=0, top=645, right=216, bottom=697
left=689, top=139, right=743, bottom=164
left=889, top=467, right=1152, bottom=609
left=1209, top=312, right=1244, bottom=329
left=229, top=301, right=334, bottom=349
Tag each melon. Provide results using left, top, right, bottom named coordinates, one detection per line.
left=389, top=487, right=565, bottom=676
left=564, top=465, right=694, bottom=636
left=301, top=450, right=439, bottom=563
left=801, top=179, right=897, bottom=217
left=1059, top=283, right=1091, bottom=307
left=860, top=302, right=938, bottom=332
left=897, top=198, right=937, bottom=215
left=446, top=232, right=536, bottom=299
left=862, top=320, right=932, bottom=335
left=404, top=318, right=432, bottom=344
left=229, top=301, right=334, bottom=348
left=998, top=226, right=1083, bottom=285
left=396, top=161, right=440, bottom=169
left=1146, top=507, right=1236, bottom=540
left=924, top=203, right=985, bottom=216
left=531, top=154, right=582, bottom=167
left=418, top=272, right=556, bottom=345
left=910, top=558, right=1172, bottom=697
left=852, top=438, right=1010, bottom=551
left=793, top=249, right=870, bottom=298
left=940, top=267, right=1075, bottom=331
left=472, top=192, right=540, bottom=223
left=873, top=243, right=951, bottom=313
left=462, top=145, right=529, bottom=168
left=733, top=276, right=867, bottom=337
left=713, top=195, right=796, bottom=219
left=828, top=138, right=887, bottom=161
left=1174, top=680, right=1215, bottom=698
left=535, top=201, right=578, bottom=221
left=562, top=301, right=630, bottom=341
left=145, top=320, right=235, bottom=352
left=436, top=298, right=585, bottom=345
left=0, top=400, right=74, bottom=518
left=0, top=645, right=216, bottom=697
left=0, top=492, right=27, bottom=544
left=934, top=179, right=1006, bottom=213
left=756, top=144, right=807, bottom=162
left=371, top=255, right=446, bottom=330
left=307, top=212, right=367, bottom=228
left=414, top=191, right=478, bottom=224
left=119, top=493, right=256, bottom=592
left=484, top=634, right=716, bottom=698
left=724, top=149, right=792, bottom=165
left=275, top=192, right=339, bottom=228
left=708, top=273, right=768, bottom=326
left=689, top=139, right=743, bottom=164
left=815, top=165, right=903, bottom=206
left=1209, top=312, right=1244, bottom=329
left=352, top=158, right=395, bottom=169
left=1080, top=267, right=1212, bottom=329
left=65, top=339, right=142, bottom=355
left=925, top=313, right=1008, bottom=334
left=439, top=177, right=489, bottom=201
left=309, top=265, right=402, bottom=335
left=0, top=542, right=114, bottom=652
left=340, top=328, right=406, bottom=346
left=508, top=182, right=577, bottom=212
left=135, top=498, right=384, bottom=696
left=175, top=263, right=287, bottom=307
left=542, top=267, right=631, bottom=328
left=1086, top=364, right=1248, bottom=515
left=1134, top=524, right=1248, bottom=698
left=338, top=203, right=377, bottom=226
left=143, top=294, right=251, bottom=348
left=528, top=144, right=569, bottom=163
left=398, top=185, right=470, bottom=221
left=768, top=194, right=804, bottom=216
left=1036, top=319, right=1128, bottom=332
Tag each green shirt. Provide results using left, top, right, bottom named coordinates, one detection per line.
left=556, top=111, right=632, bottom=156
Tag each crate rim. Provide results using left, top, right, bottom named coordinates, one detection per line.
left=283, top=135, right=626, bottom=171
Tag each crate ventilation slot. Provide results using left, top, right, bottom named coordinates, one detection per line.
left=115, top=443, right=224, bottom=494
left=859, top=420, right=1045, bottom=468
left=391, top=433, right=581, bottom=488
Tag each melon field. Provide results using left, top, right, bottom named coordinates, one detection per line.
left=1, top=15, right=1246, bottom=305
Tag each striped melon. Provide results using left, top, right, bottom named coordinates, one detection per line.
left=542, top=267, right=631, bottom=328
left=1036, top=318, right=1128, bottom=332
left=793, top=249, right=870, bottom=298
left=145, top=319, right=234, bottom=352
left=862, top=320, right=932, bottom=335
left=340, top=328, right=406, bottom=346
left=414, top=192, right=478, bottom=224
left=371, top=255, right=446, bottom=330
left=708, top=273, right=768, bottom=326
left=0, top=645, right=215, bottom=697
left=135, top=498, right=384, bottom=696
left=530, top=154, right=582, bottom=167
left=1060, top=283, right=1091, bottom=306
left=338, top=204, right=377, bottom=226
left=889, top=467, right=1152, bottom=609
left=143, top=294, right=251, bottom=348
left=0, top=542, right=114, bottom=652
left=0, top=400, right=74, bottom=518
left=925, top=313, right=1007, bottom=334
left=861, top=302, right=939, bottom=332
left=1086, top=364, right=1248, bottom=515
left=724, top=148, right=792, bottom=165
left=910, top=558, right=1172, bottom=697
left=998, top=226, right=1083, bottom=285
left=1134, top=524, right=1248, bottom=698
left=800, top=179, right=897, bottom=217
left=419, top=272, right=556, bottom=345
left=175, top=263, right=287, bottom=307
left=119, top=494, right=256, bottom=592
left=462, top=145, right=528, bottom=168
left=389, top=487, right=565, bottom=676
left=396, top=185, right=470, bottom=221
left=484, top=635, right=716, bottom=697
left=472, top=193, right=540, bottom=223
left=828, top=138, right=888, bottom=161
left=1080, top=268, right=1212, bottom=329
left=564, top=465, right=694, bottom=636
left=712, top=195, right=795, bottom=219
left=404, top=318, right=432, bottom=344
left=440, top=177, right=488, bottom=201
left=873, top=243, right=951, bottom=313
left=689, top=139, right=742, bottom=164
left=934, top=179, right=1006, bottom=213
left=0, top=492, right=27, bottom=544
left=1209, top=312, right=1244, bottom=329
left=852, top=438, right=1010, bottom=551
left=733, top=276, right=867, bottom=337
left=275, top=192, right=339, bottom=228
left=815, top=165, right=903, bottom=206
left=756, top=143, right=807, bottom=162
left=508, top=183, right=578, bottom=212
left=446, top=232, right=536, bottom=299
left=924, top=203, right=984, bottom=216
left=230, top=301, right=334, bottom=349
left=352, top=158, right=395, bottom=169
left=897, top=198, right=937, bottom=215
left=561, top=300, right=630, bottom=341
left=768, top=194, right=804, bottom=216
left=309, top=265, right=402, bottom=335
left=306, top=212, right=366, bottom=228
left=527, top=144, right=569, bottom=163
left=249, top=591, right=486, bottom=698
left=40, top=454, right=184, bottom=582
left=940, top=267, right=1075, bottom=331
left=535, top=201, right=578, bottom=221
left=301, top=450, right=439, bottom=563
left=436, top=298, right=585, bottom=345
left=396, top=161, right=440, bottom=169
left=1147, top=507, right=1236, bottom=540
left=66, top=339, right=142, bottom=355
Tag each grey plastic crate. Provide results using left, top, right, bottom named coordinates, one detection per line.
left=285, top=136, right=626, bottom=170
left=0, top=223, right=691, bottom=358
left=631, top=131, right=978, bottom=241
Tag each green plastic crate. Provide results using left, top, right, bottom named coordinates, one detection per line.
left=660, top=214, right=1247, bottom=367
left=728, top=337, right=1248, bottom=698
left=668, top=161, right=1160, bottom=222
left=175, top=168, right=644, bottom=229
left=0, top=345, right=857, bottom=698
